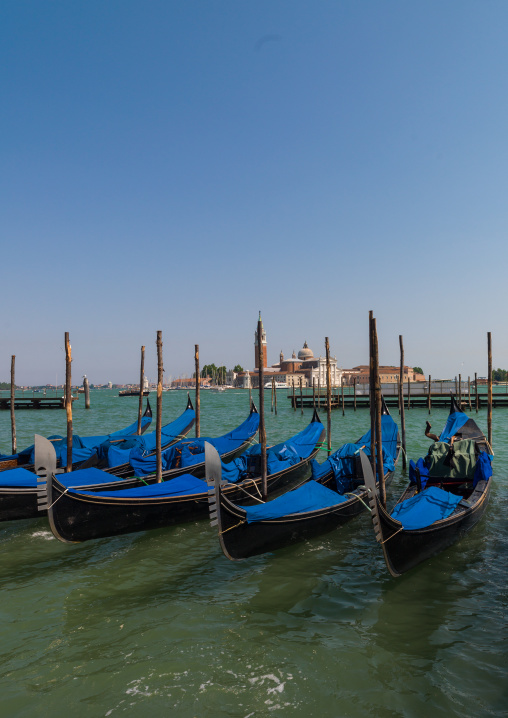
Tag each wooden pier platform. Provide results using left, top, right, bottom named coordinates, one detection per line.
left=288, top=390, right=508, bottom=410
left=0, top=396, right=65, bottom=410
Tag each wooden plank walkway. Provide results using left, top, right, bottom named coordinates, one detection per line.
left=288, top=392, right=508, bottom=410
left=0, top=397, right=65, bottom=410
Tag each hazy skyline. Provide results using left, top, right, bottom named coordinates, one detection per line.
left=2, top=2, right=507, bottom=384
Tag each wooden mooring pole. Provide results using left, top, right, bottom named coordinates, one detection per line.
left=274, top=378, right=278, bottom=415
left=195, top=344, right=200, bottom=437
left=407, top=378, right=411, bottom=409
left=475, top=372, right=479, bottom=413
left=156, top=331, right=163, bottom=482
left=399, top=335, right=407, bottom=471
left=10, top=355, right=16, bottom=454
left=257, top=317, right=267, bottom=500
left=292, top=381, right=296, bottom=411
left=487, top=332, right=492, bottom=449
left=325, top=337, right=332, bottom=456
left=299, top=376, right=303, bottom=416
left=372, top=318, right=386, bottom=508
left=341, top=377, right=345, bottom=416
left=271, top=376, right=275, bottom=413
left=468, top=376, right=472, bottom=411
left=353, top=377, right=357, bottom=411
left=369, top=312, right=376, bottom=476
left=65, top=332, right=73, bottom=472
left=137, top=345, right=145, bottom=435
left=83, top=375, right=90, bottom=409
left=428, top=374, right=431, bottom=414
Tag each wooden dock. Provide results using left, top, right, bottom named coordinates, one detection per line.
left=0, top=396, right=65, bottom=410
left=289, top=387, right=508, bottom=410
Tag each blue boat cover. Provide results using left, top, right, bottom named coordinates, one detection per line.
left=215, top=420, right=324, bottom=484
left=0, top=467, right=39, bottom=488
left=242, top=480, right=347, bottom=523
left=0, top=412, right=153, bottom=465
left=128, top=410, right=260, bottom=476
left=439, top=411, right=470, bottom=443
left=391, top=486, right=463, bottom=530
left=72, top=474, right=207, bottom=499
left=311, top=413, right=398, bottom=490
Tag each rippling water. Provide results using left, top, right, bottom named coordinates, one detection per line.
left=0, top=390, right=506, bottom=716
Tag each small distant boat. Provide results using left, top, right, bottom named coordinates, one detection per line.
left=264, top=381, right=288, bottom=389
left=119, top=389, right=150, bottom=397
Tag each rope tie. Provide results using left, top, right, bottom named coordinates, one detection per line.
left=380, top=526, right=404, bottom=544
left=46, top=487, right=69, bottom=510
left=344, top=492, right=372, bottom=512
left=218, top=519, right=245, bottom=535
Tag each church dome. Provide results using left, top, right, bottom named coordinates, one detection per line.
left=298, top=341, right=314, bottom=361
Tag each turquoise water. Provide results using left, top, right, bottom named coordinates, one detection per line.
left=0, top=391, right=506, bottom=717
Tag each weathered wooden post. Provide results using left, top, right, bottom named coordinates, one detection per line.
left=325, top=337, right=332, bottom=456
left=341, top=377, right=345, bottom=416
left=459, top=373, right=462, bottom=406
left=65, top=332, right=73, bottom=472
left=292, top=380, right=296, bottom=411
left=83, top=374, right=90, bottom=409
left=407, top=377, right=411, bottom=409
left=455, top=376, right=458, bottom=395
left=487, top=332, right=492, bottom=449
left=372, top=318, right=386, bottom=509
left=156, top=331, right=163, bottom=483
left=353, top=376, right=357, bottom=411
left=271, top=376, right=275, bottom=413
left=468, top=376, right=472, bottom=411
left=312, top=377, right=316, bottom=409
left=428, top=374, right=431, bottom=414
left=257, top=318, right=267, bottom=500
left=299, top=375, right=303, bottom=416
left=274, top=378, right=278, bottom=415
left=195, top=344, right=200, bottom=438
left=137, top=345, right=145, bottom=434
left=399, top=335, right=407, bottom=471
left=475, top=371, right=479, bottom=413
left=10, top=355, right=16, bottom=454
left=369, top=312, right=376, bottom=476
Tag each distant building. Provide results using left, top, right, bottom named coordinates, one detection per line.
left=237, top=319, right=342, bottom=388
left=342, top=365, right=426, bottom=384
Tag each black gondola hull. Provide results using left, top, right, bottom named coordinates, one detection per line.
left=48, top=432, right=324, bottom=543
left=375, top=480, right=491, bottom=576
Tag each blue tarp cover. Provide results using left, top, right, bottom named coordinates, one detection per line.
left=242, top=480, right=347, bottom=523
left=216, top=420, right=324, bottom=484
left=0, top=412, right=152, bottom=465
left=0, top=467, right=38, bottom=488
left=439, top=411, right=470, bottom=443
left=474, top=451, right=493, bottom=485
left=72, top=474, right=207, bottom=499
left=311, top=413, right=398, bottom=489
left=128, top=410, right=260, bottom=476
left=391, top=486, right=463, bottom=530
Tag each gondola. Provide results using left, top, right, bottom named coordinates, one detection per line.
left=363, top=396, right=493, bottom=576
left=0, top=400, right=153, bottom=473
left=207, top=402, right=400, bottom=560
left=37, top=410, right=324, bottom=543
left=0, top=397, right=196, bottom=522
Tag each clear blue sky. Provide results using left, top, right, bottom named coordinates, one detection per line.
left=2, top=1, right=507, bottom=384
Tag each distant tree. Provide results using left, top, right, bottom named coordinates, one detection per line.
left=233, top=364, right=244, bottom=373
left=492, top=368, right=508, bottom=382
left=0, top=382, right=11, bottom=390
left=413, top=366, right=423, bottom=375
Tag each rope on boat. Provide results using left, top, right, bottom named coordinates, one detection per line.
left=46, top=487, right=69, bottom=510
left=380, top=526, right=404, bottom=544
left=344, top=492, right=371, bottom=512
left=233, top=481, right=265, bottom=503
left=218, top=518, right=246, bottom=535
